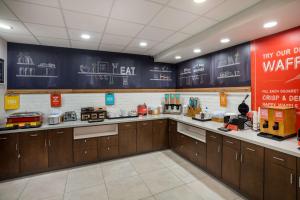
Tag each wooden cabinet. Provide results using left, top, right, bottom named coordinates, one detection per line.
left=74, top=137, right=98, bottom=164
left=48, top=128, right=73, bottom=169
left=168, top=120, right=177, bottom=150
left=137, top=121, right=153, bottom=153
left=222, top=136, right=241, bottom=189
left=189, top=138, right=206, bottom=169
left=20, top=131, right=48, bottom=174
left=119, top=122, right=137, bottom=157
left=240, top=142, right=264, bottom=200
left=99, top=135, right=119, bottom=160
left=0, top=134, right=19, bottom=179
left=206, top=131, right=222, bottom=178
left=264, top=149, right=296, bottom=200
left=152, top=120, right=168, bottom=150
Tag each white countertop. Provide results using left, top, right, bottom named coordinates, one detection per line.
left=1, top=114, right=300, bottom=158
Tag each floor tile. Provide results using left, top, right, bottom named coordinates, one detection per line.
left=66, top=165, right=103, bottom=192
left=102, top=160, right=138, bottom=182
left=0, top=178, right=29, bottom=200
left=19, top=171, right=68, bottom=200
left=168, top=165, right=196, bottom=183
left=140, top=196, right=156, bottom=200
left=106, top=175, right=151, bottom=200
left=129, top=154, right=166, bottom=174
left=187, top=177, right=240, bottom=200
left=178, top=161, right=208, bottom=180
left=64, top=184, right=108, bottom=200
left=160, top=150, right=188, bottom=164
left=152, top=151, right=179, bottom=167
left=140, top=168, right=184, bottom=194
left=155, top=185, right=203, bottom=200
left=42, top=195, right=63, bottom=200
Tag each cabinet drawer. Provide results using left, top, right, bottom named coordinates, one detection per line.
left=48, top=128, right=72, bottom=135
left=74, top=137, right=98, bottom=149
left=223, top=136, right=240, bottom=150
left=207, top=131, right=222, bottom=143
left=137, top=121, right=152, bottom=128
left=74, top=147, right=98, bottom=163
left=100, top=135, right=118, bottom=147
left=265, top=148, right=296, bottom=170
left=119, top=122, right=137, bottom=130
left=100, top=145, right=118, bottom=160
left=153, top=119, right=167, bottom=126
left=169, top=120, right=177, bottom=126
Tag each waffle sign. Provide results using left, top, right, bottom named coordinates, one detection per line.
left=50, top=93, right=62, bottom=107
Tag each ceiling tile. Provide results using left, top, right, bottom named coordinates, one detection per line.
left=147, top=48, right=162, bottom=56
left=38, top=37, right=70, bottom=47
left=181, top=17, right=218, bottom=34
left=127, top=38, right=158, bottom=50
left=101, top=34, right=132, bottom=46
left=105, top=19, right=144, bottom=37
left=168, top=0, right=224, bottom=15
left=137, top=26, right=174, bottom=42
left=0, top=1, right=18, bottom=20
left=111, top=0, right=162, bottom=24
left=14, top=0, right=59, bottom=7
left=123, top=47, right=149, bottom=55
left=150, top=7, right=197, bottom=31
left=152, top=42, right=173, bottom=51
left=68, top=29, right=102, bottom=42
left=205, top=0, right=261, bottom=21
left=64, top=10, right=107, bottom=32
left=0, top=19, right=31, bottom=35
left=0, top=32, right=38, bottom=44
left=60, top=0, right=113, bottom=17
left=5, top=0, right=64, bottom=26
left=99, top=43, right=125, bottom=53
left=26, top=23, right=68, bottom=39
left=71, top=40, right=99, bottom=50
left=165, top=32, right=190, bottom=44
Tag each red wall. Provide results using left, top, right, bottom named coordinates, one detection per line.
left=251, top=27, right=300, bottom=130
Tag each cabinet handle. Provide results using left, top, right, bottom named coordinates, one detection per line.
left=226, top=140, right=233, bottom=144
left=56, top=131, right=64, bottom=134
left=125, top=124, right=131, bottom=127
left=44, top=139, right=47, bottom=148
left=48, top=139, right=51, bottom=147
left=195, top=153, right=198, bottom=156
left=84, top=139, right=87, bottom=143
left=30, top=134, right=38, bottom=137
left=273, top=156, right=285, bottom=162
left=84, top=150, right=88, bottom=154
left=107, top=147, right=110, bottom=150
left=195, top=141, right=198, bottom=145
left=142, top=122, right=148, bottom=126
left=246, top=147, right=255, bottom=152
left=290, top=174, right=293, bottom=185
left=0, top=137, right=8, bottom=140
left=210, top=135, right=217, bottom=139
left=235, top=152, right=238, bottom=161
left=217, top=145, right=221, bottom=153
left=240, top=153, right=243, bottom=163
left=298, top=176, right=300, bottom=188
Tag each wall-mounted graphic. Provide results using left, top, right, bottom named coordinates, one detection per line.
left=178, top=63, right=208, bottom=86
left=149, top=65, right=172, bottom=82
left=16, top=52, right=58, bottom=78
left=78, top=61, right=136, bottom=86
left=0, top=58, right=4, bottom=84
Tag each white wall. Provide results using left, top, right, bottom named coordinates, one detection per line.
left=7, top=92, right=251, bottom=120
left=0, top=38, right=7, bottom=124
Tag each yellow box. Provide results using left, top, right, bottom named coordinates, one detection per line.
left=4, top=95, right=20, bottom=110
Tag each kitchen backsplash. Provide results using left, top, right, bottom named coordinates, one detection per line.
left=4, top=92, right=251, bottom=121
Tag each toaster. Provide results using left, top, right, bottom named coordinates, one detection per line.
left=48, top=114, right=63, bottom=125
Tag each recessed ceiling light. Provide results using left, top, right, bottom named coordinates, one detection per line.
left=0, top=23, right=12, bottom=30
left=81, top=34, right=90, bottom=40
left=193, top=48, right=201, bottom=54
left=175, top=55, right=182, bottom=60
left=139, top=41, right=148, bottom=47
left=194, top=0, right=206, bottom=3
left=263, top=21, right=278, bottom=29
left=220, top=38, right=230, bottom=44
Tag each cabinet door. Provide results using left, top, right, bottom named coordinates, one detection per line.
left=222, top=137, right=241, bottom=189
left=99, top=135, right=119, bottom=160
left=0, top=134, right=19, bottom=179
left=168, top=120, right=177, bottom=149
left=152, top=120, right=168, bottom=150
left=48, top=128, right=73, bottom=169
left=74, top=137, right=98, bottom=164
left=240, top=142, right=264, bottom=200
left=206, top=132, right=222, bottom=178
left=137, top=121, right=153, bottom=153
left=119, top=122, right=137, bottom=157
left=264, top=149, right=296, bottom=200
left=190, top=139, right=206, bottom=169
left=20, top=131, right=48, bottom=174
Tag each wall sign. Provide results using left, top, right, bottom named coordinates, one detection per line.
left=50, top=93, right=62, bottom=107
left=7, top=43, right=176, bottom=89
left=251, top=27, right=300, bottom=130
left=105, top=93, right=115, bottom=106
left=177, top=43, right=251, bottom=88
left=4, top=94, right=20, bottom=110
left=0, top=59, right=4, bottom=84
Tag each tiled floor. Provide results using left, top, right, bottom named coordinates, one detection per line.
left=0, top=150, right=247, bottom=200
